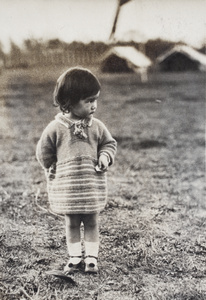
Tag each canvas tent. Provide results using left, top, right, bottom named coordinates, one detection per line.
left=156, top=45, right=206, bottom=72
left=100, top=46, right=152, bottom=73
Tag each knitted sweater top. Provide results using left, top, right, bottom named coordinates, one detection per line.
left=36, top=113, right=117, bottom=215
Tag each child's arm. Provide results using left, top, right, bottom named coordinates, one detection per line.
left=98, top=122, right=117, bottom=170
left=98, top=153, right=111, bottom=171
left=36, top=122, right=57, bottom=170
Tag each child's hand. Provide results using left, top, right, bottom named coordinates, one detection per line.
left=98, top=154, right=110, bottom=171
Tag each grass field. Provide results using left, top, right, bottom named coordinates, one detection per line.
left=0, top=67, right=205, bottom=300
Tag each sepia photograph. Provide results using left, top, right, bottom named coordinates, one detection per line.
left=0, top=0, right=205, bottom=299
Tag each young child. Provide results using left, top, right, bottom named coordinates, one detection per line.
left=36, top=67, right=117, bottom=274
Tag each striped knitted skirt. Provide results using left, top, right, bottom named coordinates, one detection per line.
left=46, top=156, right=107, bottom=215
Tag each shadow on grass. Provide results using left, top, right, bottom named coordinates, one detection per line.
left=115, top=136, right=167, bottom=150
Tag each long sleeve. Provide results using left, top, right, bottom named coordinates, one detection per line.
left=36, top=122, right=57, bottom=169
left=98, top=121, right=117, bottom=165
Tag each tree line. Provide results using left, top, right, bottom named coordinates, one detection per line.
left=0, top=38, right=205, bottom=69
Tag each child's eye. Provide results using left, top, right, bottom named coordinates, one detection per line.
left=86, top=98, right=96, bottom=103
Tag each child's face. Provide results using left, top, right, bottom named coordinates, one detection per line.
left=71, top=91, right=100, bottom=119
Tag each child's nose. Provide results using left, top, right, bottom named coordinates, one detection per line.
left=91, top=101, right=97, bottom=110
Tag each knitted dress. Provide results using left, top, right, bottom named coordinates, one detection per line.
left=36, top=113, right=117, bottom=215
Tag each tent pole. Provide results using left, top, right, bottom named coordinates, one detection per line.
left=109, top=1, right=121, bottom=41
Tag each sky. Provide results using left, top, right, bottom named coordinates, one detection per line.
left=0, top=0, right=205, bottom=52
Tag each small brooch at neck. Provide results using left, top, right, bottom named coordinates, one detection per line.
left=72, top=118, right=93, bottom=139
left=73, top=121, right=88, bottom=139
left=55, top=113, right=93, bottom=139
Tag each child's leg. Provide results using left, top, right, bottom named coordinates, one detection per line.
left=82, top=213, right=99, bottom=272
left=65, top=214, right=82, bottom=265
left=82, top=213, right=99, bottom=242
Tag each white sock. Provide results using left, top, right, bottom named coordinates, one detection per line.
left=67, top=242, right=82, bottom=264
left=84, top=241, right=99, bottom=263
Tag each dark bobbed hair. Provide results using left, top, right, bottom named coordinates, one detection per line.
left=53, top=67, right=101, bottom=113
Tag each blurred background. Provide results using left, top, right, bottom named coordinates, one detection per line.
left=0, top=0, right=205, bottom=71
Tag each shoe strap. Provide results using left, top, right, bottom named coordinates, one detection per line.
left=69, top=256, right=82, bottom=258
left=85, top=255, right=98, bottom=260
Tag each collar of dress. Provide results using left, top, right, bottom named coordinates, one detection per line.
left=55, top=113, right=93, bottom=139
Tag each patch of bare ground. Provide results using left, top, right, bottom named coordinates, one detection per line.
left=0, top=68, right=205, bottom=299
